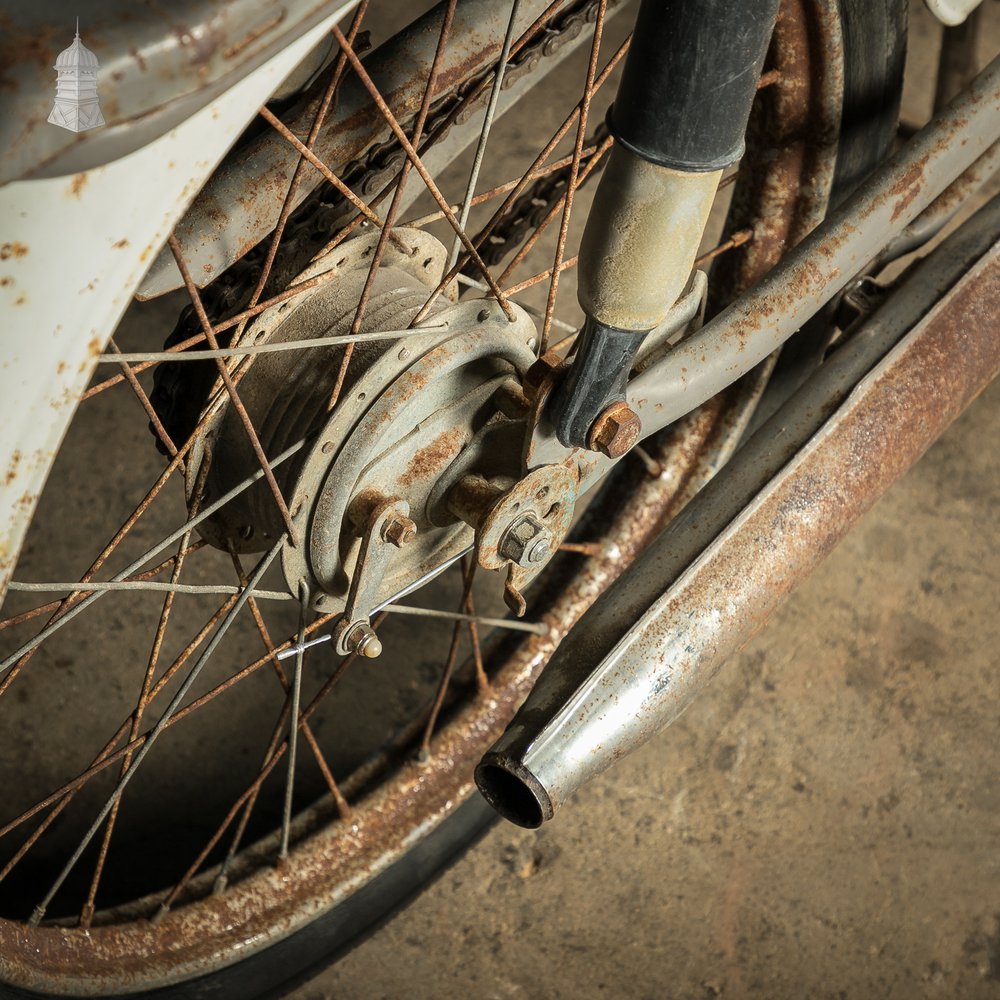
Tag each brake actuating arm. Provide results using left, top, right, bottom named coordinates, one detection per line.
left=550, top=0, right=781, bottom=449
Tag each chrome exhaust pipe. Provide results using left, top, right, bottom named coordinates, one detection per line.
left=476, top=190, right=1000, bottom=827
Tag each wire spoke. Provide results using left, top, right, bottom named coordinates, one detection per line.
left=258, top=106, right=411, bottom=253
left=168, top=235, right=297, bottom=542
left=28, top=540, right=284, bottom=926
left=459, top=556, right=489, bottom=694
left=107, top=340, right=180, bottom=460
left=497, top=133, right=614, bottom=288
left=0, top=436, right=306, bottom=680
left=330, top=21, right=516, bottom=321
left=279, top=586, right=308, bottom=860
left=78, top=467, right=209, bottom=927
left=157, top=614, right=385, bottom=913
left=327, top=0, right=460, bottom=413
left=5, top=580, right=294, bottom=600
left=420, top=558, right=479, bottom=756
left=409, top=34, right=631, bottom=327
left=229, top=0, right=373, bottom=356
left=234, top=553, right=350, bottom=818
left=0, top=542, right=207, bottom=633
left=540, top=0, right=608, bottom=353
left=447, top=0, right=523, bottom=271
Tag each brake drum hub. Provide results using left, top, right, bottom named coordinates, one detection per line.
left=188, top=229, right=542, bottom=614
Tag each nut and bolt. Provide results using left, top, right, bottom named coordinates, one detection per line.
left=499, top=513, right=553, bottom=569
left=344, top=621, right=383, bottom=659
left=382, top=512, right=417, bottom=547
left=588, top=401, right=642, bottom=459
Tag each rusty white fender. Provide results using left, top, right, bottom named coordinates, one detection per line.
left=0, top=4, right=357, bottom=604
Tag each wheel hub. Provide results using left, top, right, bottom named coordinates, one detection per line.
left=187, top=229, right=567, bottom=622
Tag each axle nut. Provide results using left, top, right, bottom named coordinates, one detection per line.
left=382, top=513, right=417, bottom=548
left=499, top=513, right=553, bottom=570
left=588, top=401, right=641, bottom=459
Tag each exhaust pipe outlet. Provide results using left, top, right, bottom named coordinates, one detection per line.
left=476, top=189, right=1000, bottom=827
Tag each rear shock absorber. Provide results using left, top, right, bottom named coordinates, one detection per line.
left=551, top=0, right=780, bottom=449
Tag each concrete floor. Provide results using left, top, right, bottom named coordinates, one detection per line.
left=289, top=8, right=1000, bottom=1000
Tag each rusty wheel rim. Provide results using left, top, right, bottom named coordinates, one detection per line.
left=0, top=0, right=845, bottom=992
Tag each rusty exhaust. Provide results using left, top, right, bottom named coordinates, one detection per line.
left=476, top=190, right=1000, bottom=827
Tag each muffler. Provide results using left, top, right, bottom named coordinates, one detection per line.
left=476, top=190, right=1000, bottom=827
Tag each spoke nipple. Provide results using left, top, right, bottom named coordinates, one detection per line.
left=28, top=905, right=46, bottom=927
left=212, top=874, right=229, bottom=896
left=150, top=902, right=170, bottom=925
left=417, top=746, right=431, bottom=764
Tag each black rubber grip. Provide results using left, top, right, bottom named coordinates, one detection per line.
left=608, top=0, right=780, bottom=172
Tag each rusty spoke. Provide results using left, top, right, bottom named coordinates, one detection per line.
left=497, top=133, right=614, bottom=287
left=168, top=235, right=297, bottom=542
left=420, top=558, right=479, bottom=757
left=78, top=466, right=209, bottom=928
left=330, top=21, right=516, bottom=322
left=539, top=0, right=608, bottom=354
left=107, top=340, right=180, bottom=460
left=460, top=556, right=489, bottom=694
left=157, top=615, right=385, bottom=913
left=229, top=1, right=372, bottom=359
left=234, top=553, right=350, bottom=818
left=405, top=144, right=602, bottom=229
left=448, top=0, right=523, bottom=271
left=410, top=34, right=631, bottom=327
left=326, top=0, right=459, bottom=414
left=28, top=540, right=284, bottom=926
left=504, top=228, right=754, bottom=300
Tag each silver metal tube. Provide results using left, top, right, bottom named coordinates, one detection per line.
left=477, top=195, right=1000, bottom=827
left=625, top=50, right=1000, bottom=435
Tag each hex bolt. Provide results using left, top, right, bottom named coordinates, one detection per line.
left=382, top=512, right=417, bottom=547
left=345, top=622, right=383, bottom=659
left=588, top=401, right=642, bottom=459
left=499, top=513, right=553, bottom=569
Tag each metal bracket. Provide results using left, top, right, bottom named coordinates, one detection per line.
left=334, top=495, right=414, bottom=656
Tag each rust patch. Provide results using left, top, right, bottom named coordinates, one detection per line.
left=5, top=450, right=21, bottom=486
left=398, top=427, right=467, bottom=489
left=68, top=173, right=88, bottom=198
left=0, top=277, right=12, bottom=286
left=0, top=242, right=28, bottom=260
left=112, top=238, right=129, bottom=249
left=889, top=162, right=925, bottom=224
left=14, top=294, right=26, bottom=306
